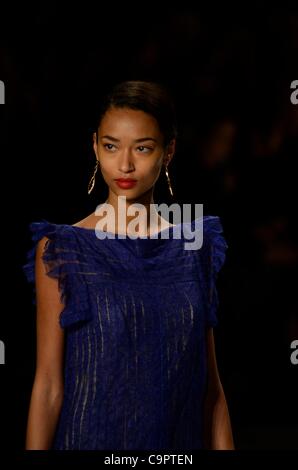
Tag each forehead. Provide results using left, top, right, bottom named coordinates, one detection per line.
left=99, top=107, right=161, bottom=137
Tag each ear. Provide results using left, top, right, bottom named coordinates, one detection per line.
left=164, top=138, right=176, bottom=166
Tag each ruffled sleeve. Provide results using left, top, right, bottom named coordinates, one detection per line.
left=201, top=215, right=228, bottom=327
left=22, top=219, right=93, bottom=329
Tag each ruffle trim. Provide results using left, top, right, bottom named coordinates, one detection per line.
left=23, top=219, right=93, bottom=329
left=200, top=216, right=228, bottom=327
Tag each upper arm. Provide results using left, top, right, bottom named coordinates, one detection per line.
left=34, top=236, right=65, bottom=390
left=204, top=328, right=235, bottom=449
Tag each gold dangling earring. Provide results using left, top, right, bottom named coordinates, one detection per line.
left=88, top=159, right=100, bottom=195
left=165, top=157, right=174, bottom=197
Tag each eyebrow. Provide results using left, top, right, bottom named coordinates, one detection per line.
left=100, top=135, right=158, bottom=143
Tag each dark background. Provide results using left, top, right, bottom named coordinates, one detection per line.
left=0, top=2, right=297, bottom=451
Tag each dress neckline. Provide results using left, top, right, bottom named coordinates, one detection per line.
left=64, top=216, right=204, bottom=239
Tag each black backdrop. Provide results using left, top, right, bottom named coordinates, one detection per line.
left=0, top=2, right=297, bottom=455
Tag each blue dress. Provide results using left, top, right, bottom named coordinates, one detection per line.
left=23, top=215, right=228, bottom=450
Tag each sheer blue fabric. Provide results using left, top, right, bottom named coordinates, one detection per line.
left=23, top=215, right=228, bottom=450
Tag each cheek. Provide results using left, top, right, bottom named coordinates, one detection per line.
left=98, top=160, right=115, bottom=175
left=139, top=162, right=162, bottom=181
left=142, top=163, right=164, bottom=186
left=142, top=154, right=164, bottom=173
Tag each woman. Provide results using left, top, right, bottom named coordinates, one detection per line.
left=23, top=80, right=234, bottom=450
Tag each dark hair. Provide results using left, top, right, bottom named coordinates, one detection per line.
left=95, top=80, right=177, bottom=147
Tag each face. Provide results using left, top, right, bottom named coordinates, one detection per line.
left=93, top=107, right=175, bottom=202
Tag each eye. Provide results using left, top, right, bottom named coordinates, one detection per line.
left=103, top=143, right=117, bottom=152
left=136, top=146, right=153, bottom=153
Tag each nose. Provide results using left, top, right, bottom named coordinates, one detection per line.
left=118, top=149, right=135, bottom=173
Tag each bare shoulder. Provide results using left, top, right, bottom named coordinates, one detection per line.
left=72, top=212, right=98, bottom=229
left=71, top=212, right=175, bottom=233
left=36, top=234, right=51, bottom=254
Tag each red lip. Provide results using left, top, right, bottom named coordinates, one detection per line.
left=115, top=178, right=137, bottom=182
left=115, top=178, right=137, bottom=188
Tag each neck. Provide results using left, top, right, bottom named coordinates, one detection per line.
left=99, top=191, right=164, bottom=236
